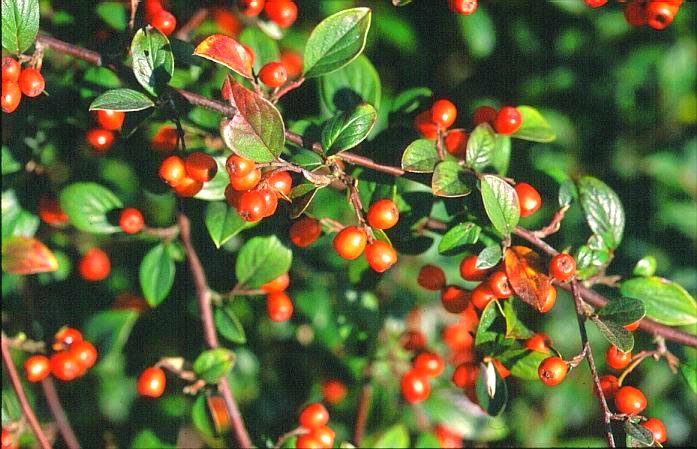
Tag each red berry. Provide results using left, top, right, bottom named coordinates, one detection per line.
left=366, top=199, right=399, bottom=230
left=493, top=358, right=510, bottom=379
left=413, top=351, right=445, bottom=378
left=24, top=355, right=51, bottom=382
left=295, top=435, right=322, bottom=449
left=401, top=369, right=430, bottom=403
left=152, top=125, right=178, bottom=152
left=646, top=2, right=678, bottom=30
left=308, top=426, right=335, bottom=449
left=172, top=175, right=203, bottom=197
left=211, top=7, right=242, bottom=37
left=333, top=226, right=367, bottom=260
left=614, top=386, right=647, bottom=415
left=230, top=168, right=261, bottom=191
left=472, top=105, right=496, bottom=125
left=515, top=182, right=542, bottom=218
left=431, top=99, right=457, bottom=129
left=226, top=154, right=255, bottom=178
left=449, top=0, right=478, bottom=15
left=624, top=319, right=641, bottom=332
left=119, top=208, right=144, bottom=234
left=95, top=109, right=125, bottom=131
left=266, top=291, right=293, bottom=322
left=538, top=356, right=568, bottom=386
left=78, top=248, right=111, bottom=282
left=159, top=155, right=186, bottom=187
left=401, top=330, right=427, bottom=352
left=460, top=303, right=479, bottom=331
left=259, top=188, right=279, bottom=217
left=470, top=284, right=496, bottom=310
left=224, top=184, right=244, bottom=209
left=494, top=106, right=522, bottom=135
left=414, top=109, right=438, bottom=139
left=1, top=81, right=21, bottom=113
left=641, top=418, right=667, bottom=444
left=539, top=286, right=557, bottom=313
left=86, top=128, right=115, bottom=152
left=54, top=327, right=83, bottom=350
left=445, top=130, right=468, bottom=158
left=237, top=190, right=267, bottom=222
left=596, top=375, right=619, bottom=400
left=442, top=323, right=473, bottom=352
left=2, top=428, right=18, bottom=449
left=417, top=264, right=446, bottom=291
left=264, top=0, right=298, bottom=28
left=322, top=379, right=347, bottom=405
left=606, top=345, right=632, bottom=370
left=280, top=50, right=303, bottom=79
left=137, top=367, right=166, bottom=398
left=584, top=0, right=608, bottom=7
left=69, top=340, right=98, bottom=370
left=267, top=170, right=293, bottom=197
left=38, top=196, right=68, bottom=225
left=298, top=402, right=329, bottom=430
left=239, top=0, right=265, bottom=16
left=144, top=0, right=164, bottom=20
left=486, top=271, right=512, bottom=299
left=2, top=57, right=20, bottom=83
left=365, top=240, right=398, bottom=272
left=624, top=1, right=647, bottom=26
left=50, top=351, right=85, bottom=381
left=459, top=255, right=489, bottom=281
left=435, top=425, right=463, bottom=449
left=441, top=285, right=470, bottom=314
left=549, top=253, right=576, bottom=282
left=261, top=272, right=289, bottom=294
left=289, top=216, right=322, bottom=248
left=452, top=362, right=479, bottom=389
left=525, top=333, right=551, bottom=354
left=185, top=152, right=218, bottom=183
left=18, top=68, right=44, bottom=97
left=150, top=9, right=176, bottom=36
left=259, top=61, right=288, bottom=88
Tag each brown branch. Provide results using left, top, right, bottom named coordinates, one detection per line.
left=177, top=212, right=252, bottom=448
left=273, top=426, right=308, bottom=449
left=174, top=8, right=209, bottom=41
left=353, top=384, right=372, bottom=446
left=1, top=332, right=52, bottom=449
left=272, top=77, right=305, bottom=103
left=41, top=378, right=81, bottom=449
left=532, top=205, right=569, bottom=238
left=570, top=281, right=616, bottom=448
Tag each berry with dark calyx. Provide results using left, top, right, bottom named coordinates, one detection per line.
left=470, top=283, right=496, bottom=310
left=414, top=109, right=438, bottom=139
left=95, top=109, right=125, bottom=130
left=266, top=291, right=293, bottom=322
left=401, top=369, right=430, bottom=404
left=417, top=264, right=446, bottom=291
left=230, top=168, right=262, bottom=191
left=449, top=0, right=478, bottom=15
left=259, top=61, right=288, bottom=88
left=185, top=152, right=218, bottom=183
left=333, top=226, right=367, bottom=260
left=441, top=285, right=470, bottom=314
left=50, top=351, right=85, bottom=381
left=367, top=199, right=400, bottom=230
left=365, top=240, right=398, bottom=272
left=641, top=418, right=667, bottom=444
left=595, top=374, right=619, bottom=399
left=452, top=362, right=479, bottom=389
left=152, top=125, right=179, bottom=152
left=298, top=402, right=329, bottom=430
left=289, top=216, right=322, bottom=247
left=264, top=0, right=298, bottom=28
left=308, top=426, right=335, bottom=448
left=538, top=356, right=568, bottom=386
left=413, top=351, right=445, bottom=378
left=646, top=2, right=678, bottom=30
left=549, top=253, right=576, bottom=282
left=119, top=208, right=144, bottom=234
left=1, top=81, right=21, bottom=113
left=459, top=255, right=489, bottom=281
left=237, top=190, right=267, bottom=222
left=322, top=379, right=347, bottom=405
left=486, top=271, right=512, bottom=299
left=86, top=128, right=115, bottom=152
left=38, top=196, right=68, bottom=225
left=494, top=106, right=522, bottom=135
left=624, top=319, right=641, bottom=332
left=69, top=340, right=98, bottom=370
left=431, top=99, right=457, bottom=129
left=614, top=386, right=647, bottom=415
left=280, top=50, right=303, bottom=79
left=2, top=57, right=21, bottom=83
left=226, top=154, right=255, bottom=178
left=150, top=9, right=176, bottom=36
left=606, top=345, right=632, bottom=370
left=24, top=355, right=51, bottom=382
left=624, top=0, right=647, bottom=26
left=539, top=286, right=557, bottom=313
left=472, top=105, right=496, bottom=125
left=525, top=333, right=551, bottom=354
left=137, top=367, right=166, bottom=398
left=78, top=248, right=111, bottom=282
left=172, top=176, right=203, bottom=197
left=18, top=68, right=45, bottom=97
left=515, top=182, right=542, bottom=218
left=54, top=327, right=83, bottom=350
left=445, top=129, right=468, bottom=158
left=239, top=0, right=265, bottom=16
left=267, top=170, right=293, bottom=197
left=584, top=0, right=608, bottom=7
left=261, top=272, right=289, bottom=294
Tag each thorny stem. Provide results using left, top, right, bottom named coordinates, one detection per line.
left=41, top=378, right=82, bottom=449
left=1, top=332, right=52, bottom=449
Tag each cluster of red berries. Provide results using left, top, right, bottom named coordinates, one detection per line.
left=2, top=57, right=45, bottom=113
left=78, top=248, right=111, bottom=282
left=137, top=365, right=167, bottom=398
left=332, top=199, right=400, bottom=272
left=24, top=327, right=98, bottom=383
left=448, top=0, right=478, bottom=16
left=159, top=151, right=218, bottom=197
left=295, top=403, right=335, bottom=449
left=239, top=0, right=298, bottom=29
left=223, top=154, right=292, bottom=222
left=145, top=0, right=177, bottom=36
left=401, top=350, right=445, bottom=404
left=585, top=0, right=683, bottom=30
left=261, top=272, right=293, bottom=322
left=86, top=109, right=125, bottom=152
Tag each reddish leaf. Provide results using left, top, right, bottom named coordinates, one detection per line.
left=2, top=237, right=59, bottom=275
left=504, top=246, right=552, bottom=312
left=194, top=34, right=253, bottom=80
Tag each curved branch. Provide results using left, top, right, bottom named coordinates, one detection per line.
left=41, top=378, right=81, bottom=449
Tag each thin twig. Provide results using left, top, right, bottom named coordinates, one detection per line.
left=1, top=332, right=52, bottom=449
left=272, top=77, right=305, bottom=103
left=174, top=8, right=209, bottom=41
left=532, top=205, right=569, bottom=238
left=273, top=426, right=308, bottom=449
left=353, top=384, right=372, bottom=446
left=41, top=378, right=81, bottom=449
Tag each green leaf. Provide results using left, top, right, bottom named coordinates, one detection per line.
left=590, top=316, right=634, bottom=352
left=2, top=146, right=22, bottom=175
left=2, top=0, right=39, bottom=54
left=239, top=27, right=279, bottom=73
left=475, top=301, right=501, bottom=347
left=58, top=182, right=123, bottom=234
left=2, top=190, right=39, bottom=238
left=596, top=297, right=646, bottom=326
left=366, top=424, right=410, bottom=449
left=432, top=161, right=472, bottom=197
left=303, top=7, right=372, bottom=78
left=220, top=78, right=285, bottom=163
left=214, top=305, right=246, bottom=344
left=502, top=299, right=534, bottom=340
left=204, top=202, right=251, bottom=249
left=95, top=2, right=127, bottom=30
left=679, top=361, right=697, bottom=394
left=320, top=55, right=381, bottom=113
left=321, top=103, right=377, bottom=155
left=139, top=244, right=175, bottom=308
left=130, top=429, right=174, bottom=449
left=466, top=123, right=496, bottom=171
left=437, top=222, right=481, bottom=254
left=475, top=362, right=507, bottom=416
left=620, top=276, right=697, bottom=326
left=480, top=175, right=520, bottom=237
left=193, top=348, right=236, bottom=384
left=491, top=135, right=511, bottom=176
left=558, top=178, right=578, bottom=207
left=89, top=89, right=155, bottom=112
left=401, top=139, right=439, bottom=173
left=235, top=236, right=292, bottom=288
left=191, top=395, right=216, bottom=438
left=414, top=433, right=439, bottom=449
left=511, top=106, right=556, bottom=142
left=390, top=87, right=432, bottom=115
left=624, top=420, right=654, bottom=446
left=457, top=5, right=495, bottom=59
left=499, top=348, right=546, bottom=380
left=83, top=309, right=139, bottom=356
left=477, top=244, right=502, bottom=269
left=578, top=176, right=625, bottom=249
left=130, top=26, right=174, bottom=96
left=633, top=256, right=657, bottom=277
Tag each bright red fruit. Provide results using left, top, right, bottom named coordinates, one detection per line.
left=401, top=369, right=430, bottom=403
left=442, top=323, right=473, bottom=352
left=452, top=362, right=479, bottom=389
left=259, top=188, right=278, bottom=217
left=86, top=128, right=115, bottom=152
left=646, top=2, right=678, bottom=30
left=308, top=426, right=335, bottom=448
left=515, top=182, right=542, bottom=218
left=280, top=50, right=303, bottom=79
left=38, top=196, right=69, bottom=225
left=333, top=226, right=367, bottom=260
left=24, top=355, right=51, bottom=382
left=449, top=0, right=478, bottom=15
left=470, top=283, right=496, bottom=310
left=459, top=255, right=489, bottom=281
left=525, top=333, right=551, bottom=354
left=237, top=190, right=267, bottom=222
left=151, top=9, right=176, bottom=36
left=261, top=272, right=289, bottom=293
left=159, top=155, right=186, bottom=187
left=606, top=345, right=632, bottom=370
left=435, top=425, right=463, bottom=449
left=413, top=351, right=445, bottom=378
left=18, top=68, right=44, bottom=97
left=624, top=0, right=647, bottom=26
left=50, top=351, right=85, bottom=381
left=295, top=435, right=322, bottom=449
left=322, top=379, right=347, bottom=405
left=642, top=418, right=667, bottom=444
left=365, top=240, right=398, bottom=272
left=119, top=208, right=144, bottom=234
left=414, top=109, right=438, bottom=139
left=173, top=176, right=203, bottom=197
left=95, top=109, right=125, bottom=130
left=137, top=367, right=166, bottom=398
left=596, top=375, right=619, bottom=399
left=264, top=0, right=298, bottom=28
left=230, top=168, right=262, bottom=191
left=445, top=130, right=468, bottom=158
left=584, top=0, right=608, bottom=7
left=2, top=57, right=21, bottom=83
left=239, top=0, right=265, bottom=16
left=185, top=152, right=218, bottom=183
left=266, top=291, right=293, bottom=322
left=614, top=386, right=647, bottom=415
left=441, top=285, right=470, bottom=314
left=289, top=216, right=322, bottom=247
left=494, top=106, right=522, bottom=135
left=54, top=327, right=83, bottom=350
left=486, top=271, right=512, bottom=299
left=298, top=402, right=329, bottom=430
left=78, top=248, right=111, bottom=281
left=267, top=170, right=293, bottom=197
left=367, top=199, right=400, bottom=230
left=538, top=356, right=568, bottom=386
left=1, top=81, right=21, bottom=113
left=259, top=61, right=288, bottom=88
left=151, top=125, right=179, bottom=152
left=549, top=253, right=576, bottom=282
left=226, top=154, right=255, bottom=178
left=69, top=340, right=98, bottom=369
left=472, top=105, right=496, bottom=125
left=417, top=264, right=446, bottom=291
left=431, top=99, right=457, bottom=129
